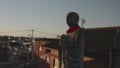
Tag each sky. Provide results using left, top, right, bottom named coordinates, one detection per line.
left=0, top=0, right=120, bottom=38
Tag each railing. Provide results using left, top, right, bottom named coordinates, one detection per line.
left=85, top=40, right=113, bottom=62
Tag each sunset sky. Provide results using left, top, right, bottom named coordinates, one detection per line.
left=0, top=0, right=120, bottom=38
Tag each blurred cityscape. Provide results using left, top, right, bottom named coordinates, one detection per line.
left=0, top=26, right=120, bottom=68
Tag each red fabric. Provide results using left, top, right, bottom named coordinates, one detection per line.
left=66, top=26, right=80, bottom=34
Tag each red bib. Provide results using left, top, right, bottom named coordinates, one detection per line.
left=66, top=26, right=80, bottom=34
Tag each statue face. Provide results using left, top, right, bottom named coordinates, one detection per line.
left=67, top=15, right=76, bottom=26
left=66, top=12, right=79, bottom=26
